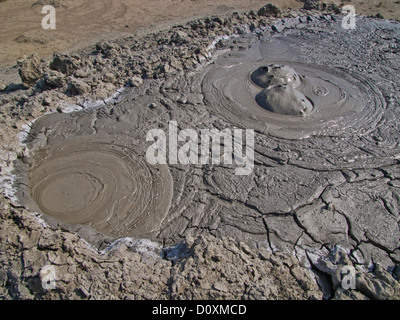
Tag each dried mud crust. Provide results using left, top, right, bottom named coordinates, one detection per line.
left=1, top=6, right=400, bottom=300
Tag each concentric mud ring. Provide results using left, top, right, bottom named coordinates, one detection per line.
left=29, top=136, right=173, bottom=238
left=203, top=60, right=386, bottom=139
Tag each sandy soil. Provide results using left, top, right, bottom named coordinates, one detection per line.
left=0, top=0, right=298, bottom=68
left=1, top=0, right=399, bottom=69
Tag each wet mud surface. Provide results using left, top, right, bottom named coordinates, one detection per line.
left=28, top=136, right=173, bottom=238
left=5, top=11, right=400, bottom=299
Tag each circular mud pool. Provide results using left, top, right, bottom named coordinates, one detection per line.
left=28, top=136, right=173, bottom=238
left=203, top=59, right=386, bottom=139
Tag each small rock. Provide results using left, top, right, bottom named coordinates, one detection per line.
left=95, top=41, right=119, bottom=57
left=284, top=17, right=299, bottom=28
left=258, top=249, right=270, bottom=261
left=74, top=69, right=89, bottom=78
left=44, top=70, right=65, bottom=89
left=169, top=57, right=183, bottom=71
left=257, top=4, right=281, bottom=18
left=314, top=258, right=342, bottom=288
left=170, top=31, right=190, bottom=45
left=303, top=0, right=323, bottom=11
left=162, top=63, right=172, bottom=73
left=388, top=180, right=400, bottom=188
left=272, top=20, right=285, bottom=33
left=213, top=282, right=228, bottom=292
left=102, top=72, right=115, bottom=83
left=128, top=76, right=143, bottom=87
left=50, top=52, right=78, bottom=76
left=42, top=96, right=52, bottom=106
left=38, top=232, right=60, bottom=250
left=239, top=242, right=253, bottom=255
left=211, top=16, right=224, bottom=25
left=19, top=230, right=40, bottom=250
left=22, top=248, right=46, bottom=272
left=17, top=52, right=42, bottom=87
left=177, top=97, right=187, bottom=104
left=298, top=16, right=308, bottom=23
left=67, top=78, right=91, bottom=95
left=307, top=15, right=319, bottom=23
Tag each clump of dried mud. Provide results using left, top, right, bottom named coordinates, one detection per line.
left=1, top=4, right=400, bottom=300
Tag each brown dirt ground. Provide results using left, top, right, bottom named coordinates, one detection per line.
left=1, top=0, right=399, bottom=69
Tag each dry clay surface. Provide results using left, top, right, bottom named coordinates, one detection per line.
left=1, top=5, right=400, bottom=300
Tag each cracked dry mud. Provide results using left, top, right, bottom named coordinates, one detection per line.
left=1, top=6, right=400, bottom=300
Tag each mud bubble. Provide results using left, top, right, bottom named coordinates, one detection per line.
left=250, top=64, right=302, bottom=88
left=250, top=64, right=312, bottom=116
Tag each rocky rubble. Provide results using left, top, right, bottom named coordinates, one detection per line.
left=0, top=203, right=323, bottom=299
left=1, top=3, right=400, bottom=300
left=17, top=53, right=43, bottom=87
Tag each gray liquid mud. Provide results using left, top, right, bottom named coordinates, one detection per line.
left=28, top=135, right=173, bottom=239
left=204, top=40, right=385, bottom=139
left=15, top=17, right=400, bottom=271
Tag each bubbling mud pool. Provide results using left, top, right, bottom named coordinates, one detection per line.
left=203, top=39, right=386, bottom=139
left=27, top=135, right=173, bottom=239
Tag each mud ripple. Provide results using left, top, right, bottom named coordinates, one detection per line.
left=203, top=59, right=386, bottom=139
left=28, top=136, right=173, bottom=238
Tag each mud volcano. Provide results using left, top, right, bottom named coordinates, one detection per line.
left=251, top=64, right=313, bottom=116
left=204, top=40, right=385, bottom=139
left=16, top=15, right=400, bottom=278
